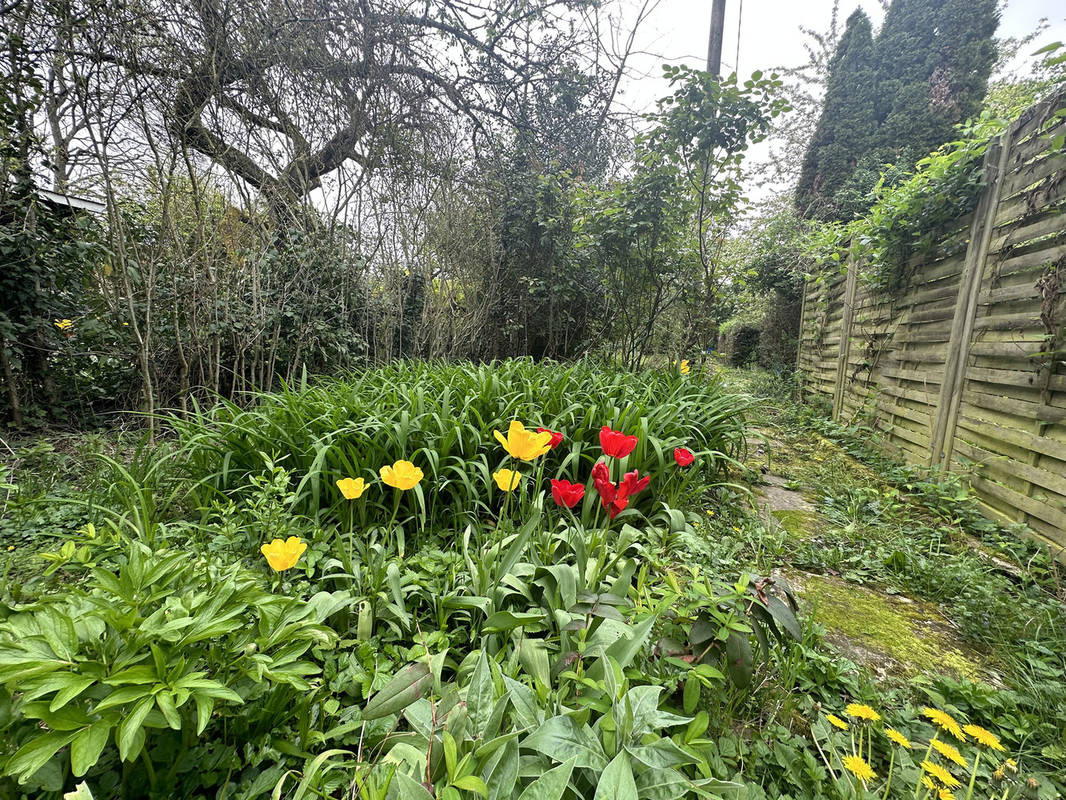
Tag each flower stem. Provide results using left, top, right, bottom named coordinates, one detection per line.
left=964, top=749, right=982, bottom=800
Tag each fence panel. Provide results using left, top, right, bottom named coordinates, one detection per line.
left=797, top=85, right=1066, bottom=553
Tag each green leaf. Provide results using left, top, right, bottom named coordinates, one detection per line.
left=362, top=662, right=431, bottom=720
left=96, top=686, right=152, bottom=711
left=482, top=611, right=544, bottom=633
left=725, top=631, right=752, bottom=689
left=633, top=767, right=690, bottom=800
left=626, top=738, right=698, bottom=770
left=391, top=771, right=434, bottom=800
left=483, top=738, right=519, bottom=800
left=63, top=781, right=95, bottom=800
left=466, top=652, right=495, bottom=736
left=523, top=715, right=608, bottom=770
left=116, top=696, right=154, bottom=762
left=194, top=694, right=214, bottom=735
left=5, top=730, right=79, bottom=784
left=452, top=775, right=488, bottom=796
left=516, top=757, right=576, bottom=800
left=593, top=752, right=637, bottom=800
left=70, top=722, right=111, bottom=777
left=683, top=674, right=700, bottom=714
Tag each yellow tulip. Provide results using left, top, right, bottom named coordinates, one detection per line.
left=261, top=536, right=307, bottom=571
left=336, top=477, right=367, bottom=499
left=380, top=460, right=423, bottom=490
left=54, top=319, right=73, bottom=331
left=680, top=359, right=690, bottom=375
left=493, top=469, right=522, bottom=491
left=493, top=421, right=553, bottom=461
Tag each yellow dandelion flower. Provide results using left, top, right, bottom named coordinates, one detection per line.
left=938, top=789, right=956, bottom=800
left=962, top=724, right=1004, bottom=752
left=921, top=761, right=961, bottom=789
left=993, top=766, right=1005, bottom=781
left=846, top=703, right=881, bottom=722
left=921, top=707, right=966, bottom=741
left=931, top=739, right=968, bottom=769
left=884, top=728, right=912, bottom=749
left=921, top=776, right=936, bottom=791
left=826, top=714, right=849, bottom=731
left=841, top=755, right=876, bottom=783
left=1004, top=758, right=1018, bottom=774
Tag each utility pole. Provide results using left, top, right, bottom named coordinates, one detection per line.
left=706, top=0, right=726, bottom=76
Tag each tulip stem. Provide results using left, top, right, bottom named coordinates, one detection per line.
left=387, top=491, right=401, bottom=554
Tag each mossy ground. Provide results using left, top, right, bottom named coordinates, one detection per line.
left=770, top=509, right=821, bottom=539
left=786, top=571, right=989, bottom=682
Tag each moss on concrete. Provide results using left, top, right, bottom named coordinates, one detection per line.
left=772, top=509, right=822, bottom=539
left=794, top=573, right=987, bottom=682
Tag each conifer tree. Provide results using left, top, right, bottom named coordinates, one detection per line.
left=875, top=0, right=998, bottom=163
left=794, top=9, right=878, bottom=220
left=795, top=0, right=998, bottom=221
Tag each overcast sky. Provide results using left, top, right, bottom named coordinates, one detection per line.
left=617, top=0, right=1066, bottom=112
left=610, top=0, right=1066, bottom=202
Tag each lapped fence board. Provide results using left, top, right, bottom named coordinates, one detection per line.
left=797, top=83, right=1066, bottom=557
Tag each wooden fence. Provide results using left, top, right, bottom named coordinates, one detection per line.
left=797, top=85, right=1066, bottom=553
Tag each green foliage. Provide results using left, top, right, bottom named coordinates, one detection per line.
left=575, top=66, right=788, bottom=366
left=795, top=9, right=879, bottom=221
left=796, top=0, right=998, bottom=222
left=170, top=359, right=748, bottom=530
left=874, top=0, right=998, bottom=158
left=0, top=360, right=811, bottom=798
left=0, top=538, right=340, bottom=796
left=803, top=111, right=1009, bottom=292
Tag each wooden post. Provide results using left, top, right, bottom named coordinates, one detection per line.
left=796, top=277, right=809, bottom=391
left=929, top=132, right=1011, bottom=469
left=832, top=254, right=859, bottom=421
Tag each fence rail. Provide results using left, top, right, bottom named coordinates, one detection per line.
left=797, top=85, right=1066, bottom=553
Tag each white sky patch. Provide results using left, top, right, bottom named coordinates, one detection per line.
left=612, top=0, right=1066, bottom=203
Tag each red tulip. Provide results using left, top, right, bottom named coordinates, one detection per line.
left=591, top=462, right=650, bottom=519
left=591, top=461, right=615, bottom=504
left=550, top=478, right=585, bottom=508
left=619, top=469, right=651, bottom=497
left=599, top=426, right=638, bottom=459
left=674, top=447, right=695, bottom=467
left=537, top=428, right=564, bottom=449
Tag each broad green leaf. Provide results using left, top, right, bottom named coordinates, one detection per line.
left=5, top=731, right=79, bottom=784
left=390, top=771, right=434, bottom=800
left=516, top=757, right=576, bottom=800
left=593, top=752, right=637, bottom=800
left=70, top=722, right=111, bottom=777
left=452, top=775, right=488, bottom=796
left=633, top=767, right=690, bottom=800
left=116, top=696, right=154, bottom=762
left=63, top=781, right=95, bottom=800
left=523, top=715, right=607, bottom=770
left=466, top=651, right=495, bottom=735
left=483, top=738, right=519, bottom=800
left=362, top=662, right=431, bottom=720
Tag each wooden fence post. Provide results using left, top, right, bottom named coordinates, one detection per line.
left=929, top=132, right=1012, bottom=469
left=832, top=253, right=859, bottom=421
